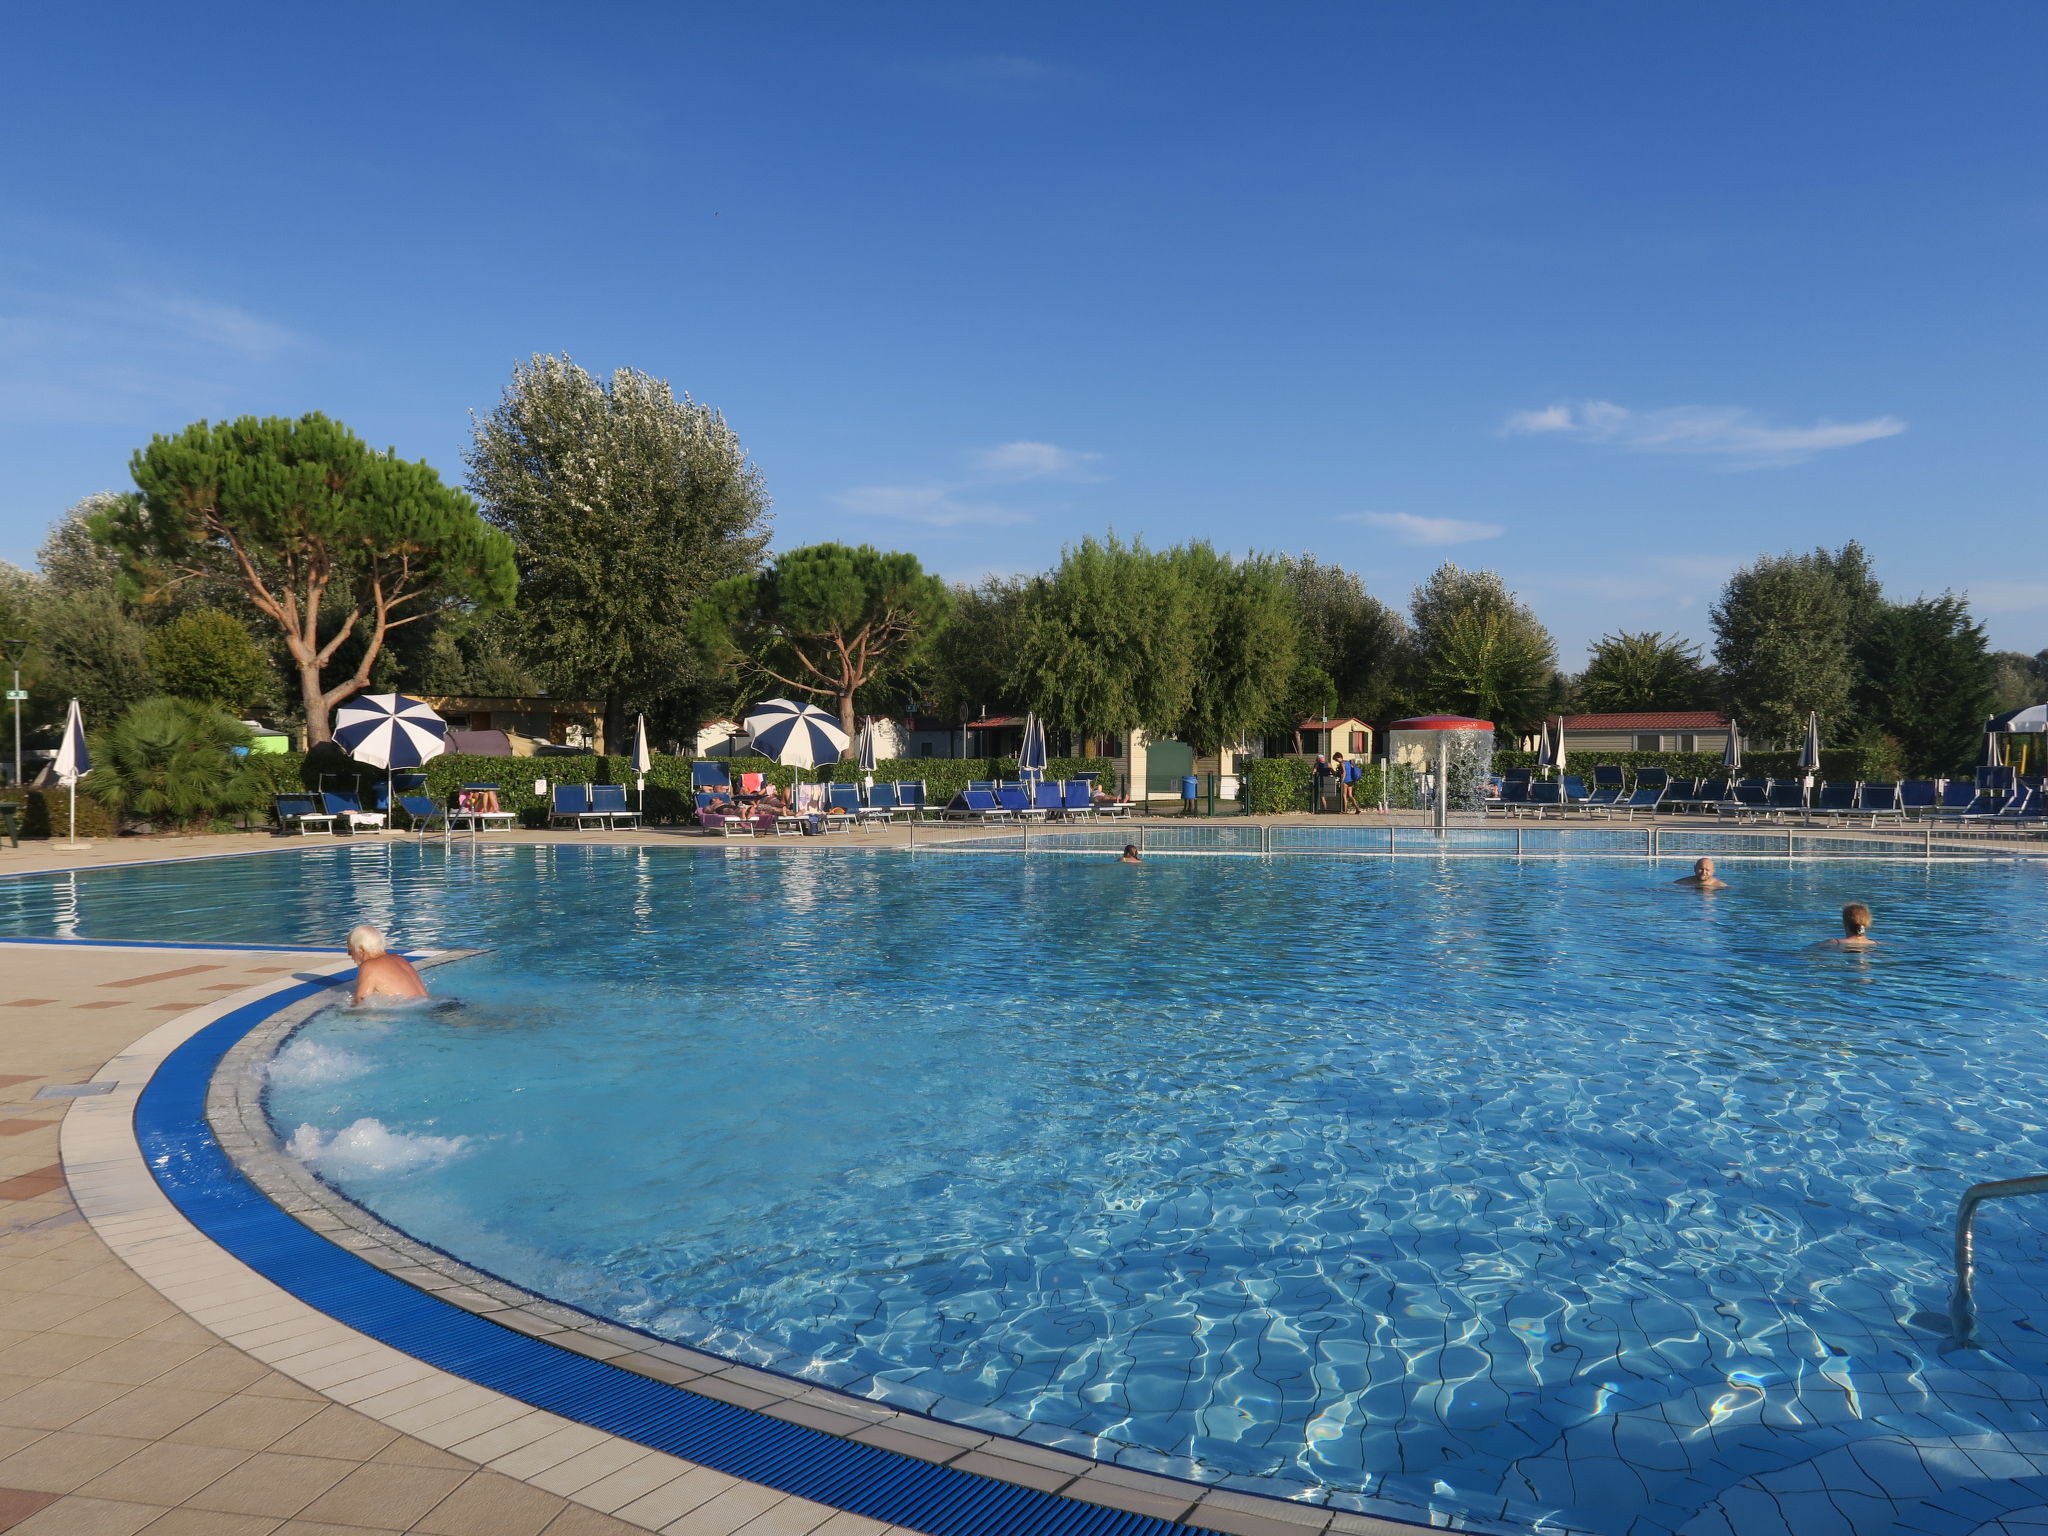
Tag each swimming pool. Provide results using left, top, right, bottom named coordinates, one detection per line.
left=11, top=844, right=2048, bottom=1534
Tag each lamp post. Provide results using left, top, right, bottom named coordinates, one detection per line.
left=1, top=637, right=27, bottom=788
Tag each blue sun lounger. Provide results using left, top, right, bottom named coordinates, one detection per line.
left=396, top=795, right=447, bottom=833
left=942, top=789, right=1012, bottom=823
left=549, top=784, right=606, bottom=830
left=1063, top=781, right=1095, bottom=821
left=275, top=793, right=336, bottom=835
left=321, top=790, right=385, bottom=832
left=590, top=784, right=641, bottom=829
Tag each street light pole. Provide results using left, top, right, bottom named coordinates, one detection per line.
left=1, top=638, right=27, bottom=789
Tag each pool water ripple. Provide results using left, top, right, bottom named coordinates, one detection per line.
left=8, top=844, right=2048, bottom=1533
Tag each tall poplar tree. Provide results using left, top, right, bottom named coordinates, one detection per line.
left=1410, top=564, right=1556, bottom=733
left=466, top=355, right=772, bottom=746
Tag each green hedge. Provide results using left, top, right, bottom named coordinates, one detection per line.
left=1240, top=757, right=1418, bottom=814
left=0, top=787, right=120, bottom=840
left=240, top=751, right=1124, bottom=828
left=1491, top=745, right=1906, bottom=783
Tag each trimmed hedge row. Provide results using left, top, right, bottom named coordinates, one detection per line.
left=0, top=787, right=120, bottom=840
left=239, top=751, right=1123, bottom=829
left=1240, top=757, right=1419, bottom=814
left=1491, top=746, right=1905, bottom=783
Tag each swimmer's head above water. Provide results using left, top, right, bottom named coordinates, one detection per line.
left=348, top=924, right=429, bottom=1002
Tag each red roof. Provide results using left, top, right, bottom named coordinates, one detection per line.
left=1391, top=714, right=1495, bottom=731
left=1299, top=717, right=1370, bottom=729
left=965, top=716, right=1023, bottom=729
left=1561, top=711, right=1728, bottom=730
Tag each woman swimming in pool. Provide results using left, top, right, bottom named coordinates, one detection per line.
left=1823, top=902, right=1878, bottom=949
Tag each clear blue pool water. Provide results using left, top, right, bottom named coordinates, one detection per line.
left=9, top=844, right=2048, bottom=1535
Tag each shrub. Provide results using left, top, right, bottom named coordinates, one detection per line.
left=88, top=698, right=266, bottom=830
left=144, top=609, right=278, bottom=715
left=1240, top=757, right=1417, bottom=813
left=0, top=787, right=119, bottom=840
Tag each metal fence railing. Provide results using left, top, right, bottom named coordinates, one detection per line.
left=916, top=822, right=2014, bottom=859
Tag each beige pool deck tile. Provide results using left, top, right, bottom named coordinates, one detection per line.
left=4, top=1494, right=162, bottom=1535
left=162, top=1393, right=325, bottom=1452
left=0, top=1430, right=154, bottom=1494
left=133, top=1508, right=281, bottom=1535
left=411, top=1468, right=569, bottom=1536
left=75, top=1438, right=256, bottom=1503
left=0, top=1379, right=135, bottom=1432
left=264, top=1404, right=401, bottom=1462
left=291, top=1461, right=471, bottom=1528
left=179, top=1449, right=355, bottom=1518
left=62, top=1386, right=228, bottom=1441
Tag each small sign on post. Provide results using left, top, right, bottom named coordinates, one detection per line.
left=3, top=690, right=25, bottom=702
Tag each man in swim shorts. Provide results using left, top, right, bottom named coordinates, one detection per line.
left=348, top=924, right=429, bottom=1003
left=1674, top=857, right=1727, bottom=889
left=1120, top=844, right=1142, bottom=864
left=1824, top=902, right=1877, bottom=949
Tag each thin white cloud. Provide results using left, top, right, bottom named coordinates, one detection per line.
left=0, top=270, right=298, bottom=424
left=1503, top=399, right=1905, bottom=469
left=832, top=439, right=1102, bottom=530
left=834, top=484, right=1032, bottom=529
left=971, top=440, right=1103, bottom=482
left=1963, top=581, right=2048, bottom=615
left=1344, top=510, right=1504, bottom=546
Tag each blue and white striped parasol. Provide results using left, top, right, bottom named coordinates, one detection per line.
left=855, top=717, right=879, bottom=788
left=742, top=699, right=848, bottom=771
left=1799, top=711, right=1822, bottom=775
left=332, top=693, right=449, bottom=770
left=54, top=697, right=91, bottom=847
left=1536, top=718, right=1555, bottom=773
left=1017, top=711, right=1048, bottom=782
left=630, top=714, right=652, bottom=809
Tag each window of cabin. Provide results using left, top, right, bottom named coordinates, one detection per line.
left=1634, top=733, right=1661, bottom=751
left=1349, top=731, right=1368, bottom=754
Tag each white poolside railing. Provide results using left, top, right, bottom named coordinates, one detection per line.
left=914, top=821, right=2013, bottom=859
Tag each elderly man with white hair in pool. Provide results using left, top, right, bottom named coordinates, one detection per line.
left=347, top=925, right=429, bottom=1004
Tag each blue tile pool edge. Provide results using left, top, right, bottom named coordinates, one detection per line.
left=134, top=982, right=1243, bottom=1536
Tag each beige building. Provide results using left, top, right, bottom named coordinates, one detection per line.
left=420, top=695, right=607, bottom=753
left=1558, top=711, right=1731, bottom=754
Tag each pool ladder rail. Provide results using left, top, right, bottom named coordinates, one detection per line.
left=1949, top=1173, right=2048, bottom=1347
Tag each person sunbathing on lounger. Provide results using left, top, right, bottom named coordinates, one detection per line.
left=348, top=925, right=428, bottom=1004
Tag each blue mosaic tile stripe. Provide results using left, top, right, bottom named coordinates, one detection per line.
left=135, top=984, right=1219, bottom=1536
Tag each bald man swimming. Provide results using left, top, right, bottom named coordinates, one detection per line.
left=1674, top=857, right=1727, bottom=890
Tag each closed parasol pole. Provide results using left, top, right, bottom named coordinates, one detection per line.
left=53, top=698, right=90, bottom=849
left=631, top=714, right=653, bottom=814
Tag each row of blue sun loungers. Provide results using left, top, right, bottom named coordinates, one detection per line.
left=274, top=783, right=639, bottom=835
left=1497, top=773, right=2045, bottom=827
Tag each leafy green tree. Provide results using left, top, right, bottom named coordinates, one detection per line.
left=917, top=575, right=1030, bottom=717
left=1854, top=595, right=1996, bottom=775
left=413, top=612, right=539, bottom=698
left=1172, top=545, right=1300, bottom=754
left=23, top=589, right=154, bottom=725
left=35, top=495, right=127, bottom=596
left=105, top=413, right=516, bottom=743
left=144, top=610, right=278, bottom=716
left=1410, top=564, right=1556, bottom=733
left=1991, top=649, right=2048, bottom=715
left=466, top=355, right=771, bottom=748
left=690, top=543, right=951, bottom=735
left=1710, top=547, right=1857, bottom=744
left=1277, top=554, right=1414, bottom=721
left=1577, top=631, right=1714, bottom=713
left=1008, top=535, right=1200, bottom=744
left=88, top=696, right=264, bottom=829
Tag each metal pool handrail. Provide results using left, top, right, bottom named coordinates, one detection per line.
left=1950, top=1173, right=2048, bottom=1345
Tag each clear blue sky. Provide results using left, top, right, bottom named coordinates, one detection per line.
left=3, top=3, right=2042, bottom=666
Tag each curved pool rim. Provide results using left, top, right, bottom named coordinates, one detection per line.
left=130, top=970, right=1426, bottom=1536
